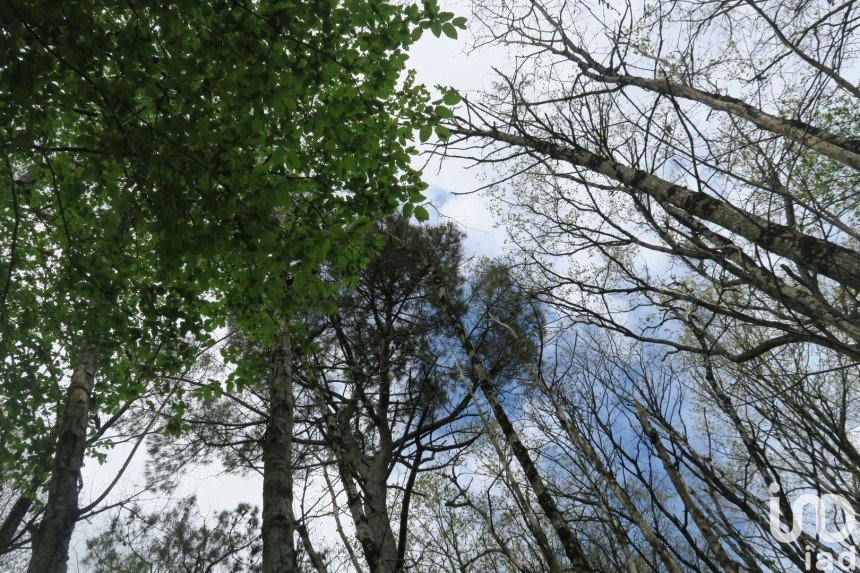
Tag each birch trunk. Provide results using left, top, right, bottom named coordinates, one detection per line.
left=28, top=345, right=99, bottom=573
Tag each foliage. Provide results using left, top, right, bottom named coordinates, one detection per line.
left=0, top=1, right=463, bottom=567
left=84, top=496, right=261, bottom=573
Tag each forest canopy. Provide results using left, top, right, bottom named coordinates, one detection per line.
left=1, top=0, right=858, bottom=572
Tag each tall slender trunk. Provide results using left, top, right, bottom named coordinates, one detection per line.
left=470, top=365, right=592, bottom=572
left=262, top=329, right=296, bottom=573
left=519, top=356, right=683, bottom=573
left=635, top=404, right=740, bottom=573
left=28, top=345, right=99, bottom=573
left=0, top=478, right=39, bottom=555
left=466, top=380, right=563, bottom=573
left=432, top=278, right=593, bottom=572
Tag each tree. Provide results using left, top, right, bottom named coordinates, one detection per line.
left=435, top=1, right=860, bottom=569
left=84, top=496, right=261, bottom=573
left=299, top=217, right=476, bottom=573
left=449, top=0, right=859, bottom=361
left=429, top=260, right=598, bottom=572
left=1, top=1, right=461, bottom=570
left=142, top=218, right=479, bottom=573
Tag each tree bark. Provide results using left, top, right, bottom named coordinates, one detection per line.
left=433, top=279, right=593, bottom=572
left=0, top=479, right=39, bottom=555
left=455, top=126, right=860, bottom=291
left=28, top=345, right=99, bottom=573
left=361, top=460, right=399, bottom=573
left=262, top=329, right=297, bottom=573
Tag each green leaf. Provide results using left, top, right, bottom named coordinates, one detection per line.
left=436, top=106, right=454, bottom=119
left=419, top=124, right=433, bottom=142
left=414, top=205, right=430, bottom=221
left=443, top=90, right=461, bottom=105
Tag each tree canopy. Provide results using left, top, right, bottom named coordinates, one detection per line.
left=2, top=0, right=859, bottom=572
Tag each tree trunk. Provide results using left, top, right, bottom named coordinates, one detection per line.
left=326, top=407, right=399, bottom=573
left=471, top=366, right=592, bottom=572
left=521, top=360, right=683, bottom=573
left=361, top=459, right=399, bottom=573
left=0, top=478, right=39, bottom=555
left=297, top=522, right=329, bottom=573
left=432, top=278, right=593, bottom=573
left=28, top=345, right=99, bottom=573
left=592, top=71, right=860, bottom=169
left=262, top=330, right=297, bottom=573
left=635, top=404, right=740, bottom=573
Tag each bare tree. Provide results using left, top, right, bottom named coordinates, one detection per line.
left=428, top=2, right=860, bottom=568
left=446, top=0, right=859, bottom=362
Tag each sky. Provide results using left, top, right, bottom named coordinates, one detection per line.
left=409, top=4, right=510, bottom=259
left=66, top=3, right=510, bottom=568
